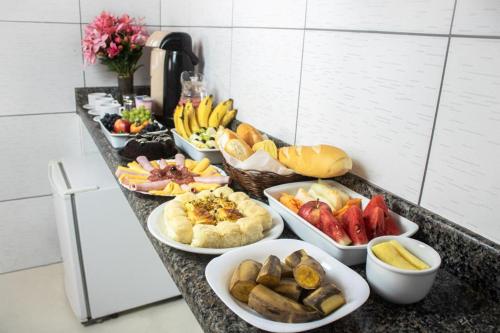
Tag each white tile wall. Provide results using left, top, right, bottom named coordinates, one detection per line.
left=83, top=26, right=159, bottom=87
left=230, top=28, right=304, bottom=144
left=160, top=0, right=232, bottom=27
left=80, top=0, right=161, bottom=25
left=452, top=0, right=500, bottom=36
left=190, top=28, right=232, bottom=102
left=306, top=0, right=455, bottom=34
left=0, top=113, right=82, bottom=201
left=0, top=0, right=80, bottom=23
left=421, top=38, right=500, bottom=243
left=233, top=0, right=307, bottom=28
left=0, top=196, right=61, bottom=273
left=0, top=22, right=83, bottom=116
left=296, top=31, right=448, bottom=203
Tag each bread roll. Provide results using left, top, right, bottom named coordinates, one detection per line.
left=164, top=216, right=193, bottom=244
left=237, top=123, right=263, bottom=147
left=212, top=185, right=234, bottom=198
left=237, top=217, right=264, bottom=244
left=216, top=221, right=243, bottom=248
left=252, top=140, right=278, bottom=159
left=163, top=200, right=187, bottom=220
left=174, top=192, right=196, bottom=203
left=225, top=138, right=253, bottom=161
left=215, top=128, right=238, bottom=150
left=238, top=200, right=273, bottom=230
left=228, top=191, right=249, bottom=204
left=278, top=145, right=352, bottom=178
left=191, top=224, right=221, bottom=248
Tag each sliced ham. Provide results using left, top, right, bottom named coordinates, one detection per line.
left=175, top=153, right=185, bottom=170
left=193, top=176, right=230, bottom=184
left=136, top=156, right=155, bottom=172
left=159, top=159, right=168, bottom=169
left=130, top=180, right=170, bottom=191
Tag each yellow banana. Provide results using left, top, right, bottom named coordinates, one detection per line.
left=173, top=104, right=188, bottom=138
left=197, top=95, right=213, bottom=128
left=208, top=99, right=233, bottom=127
left=182, top=104, right=192, bottom=138
left=220, top=109, right=237, bottom=127
left=186, top=101, right=200, bottom=132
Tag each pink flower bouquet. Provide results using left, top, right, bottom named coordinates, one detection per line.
left=82, top=12, right=149, bottom=77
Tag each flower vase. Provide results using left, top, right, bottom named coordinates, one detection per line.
left=117, top=74, right=134, bottom=103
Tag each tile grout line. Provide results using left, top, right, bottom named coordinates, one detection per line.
left=77, top=0, right=86, bottom=88
left=417, top=0, right=458, bottom=206
left=228, top=0, right=235, bottom=97
left=293, top=0, right=309, bottom=145
left=0, top=194, right=52, bottom=204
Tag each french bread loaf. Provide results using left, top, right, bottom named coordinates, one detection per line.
left=278, top=145, right=352, bottom=178
left=236, top=123, right=264, bottom=147
left=225, top=138, right=254, bottom=161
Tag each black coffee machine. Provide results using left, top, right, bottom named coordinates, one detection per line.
left=146, top=32, right=199, bottom=127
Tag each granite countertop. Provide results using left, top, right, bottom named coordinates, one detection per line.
left=75, top=88, right=499, bottom=333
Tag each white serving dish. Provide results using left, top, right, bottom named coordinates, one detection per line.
left=263, top=180, right=419, bottom=266
left=366, top=236, right=441, bottom=304
left=205, top=238, right=370, bottom=332
left=147, top=199, right=284, bottom=255
left=172, top=129, right=223, bottom=164
left=98, top=119, right=168, bottom=148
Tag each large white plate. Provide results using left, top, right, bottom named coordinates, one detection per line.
left=118, top=160, right=227, bottom=197
left=205, top=238, right=370, bottom=332
left=264, top=180, right=419, bottom=266
left=147, top=199, right=284, bottom=255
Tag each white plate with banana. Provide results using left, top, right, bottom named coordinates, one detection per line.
left=205, top=239, right=370, bottom=332
left=147, top=187, right=284, bottom=254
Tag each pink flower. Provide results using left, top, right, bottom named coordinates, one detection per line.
left=114, top=36, right=121, bottom=44
left=107, top=42, right=120, bottom=58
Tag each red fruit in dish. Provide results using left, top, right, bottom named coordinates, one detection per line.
left=384, top=214, right=401, bottom=235
left=113, top=119, right=131, bottom=133
left=364, top=206, right=386, bottom=240
left=363, top=195, right=389, bottom=219
left=320, top=208, right=351, bottom=245
left=342, top=205, right=368, bottom=245
left=298, top=200, right=329, bottom=229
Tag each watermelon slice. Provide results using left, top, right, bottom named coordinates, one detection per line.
left=342, top=205, right=368, bottom=245
left=320, top=207, right=351, bottom=245
left=384, top=214, right=401, bottom=235
left=363, top=195, right=388, bottom=218
left=364, top=206, right=386, bottom=240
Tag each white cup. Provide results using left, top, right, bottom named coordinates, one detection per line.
left=95, top=96, right=114, bottom=105
left=88, top=92, right=108, bottom=106
left=97, top=102, right=124, bottom=117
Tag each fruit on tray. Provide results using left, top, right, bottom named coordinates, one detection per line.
left=174, top=96, right=237, bottom=144
left=113, top=118, right=131, bottom=133
left=293, top=256, right=325, bottom=289
left=279, top=182, right=401, bottom=246
left=121, top=105, right=151, bottom=124
left=115, top=154, right=228, bottom=196
left=229, top=259, right=263, bottom=302
left=372, top=240, right=430, bottom=270
left=256, top=255, right=282, bottom=288
left=162, top=186, right=273, bottom=248
left=303, top=283, right=346, bottom=316
left=229, top=249, right=345, bottom=323
left=189, top=127, right=217, bottom=149
left=278, top=145, right=352, bottom=178
left=101, top=113, right=121, bottom=132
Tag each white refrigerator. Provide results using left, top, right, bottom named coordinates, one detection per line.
left=48, top=153, right=179, bottom=323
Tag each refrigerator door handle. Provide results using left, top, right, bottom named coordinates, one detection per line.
left=48, top=160, right=99, bottom=195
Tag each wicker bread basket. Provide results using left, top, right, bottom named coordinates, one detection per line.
left=223, top=161, right=308, bottom=199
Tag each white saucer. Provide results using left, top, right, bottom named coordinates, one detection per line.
left=83, top=104, right=94, bottom=110
left=93, top=116, right=100, bottom=122
left=88, top=110, right=99, bottom=116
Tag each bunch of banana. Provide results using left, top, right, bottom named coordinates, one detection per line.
left=174, top=96, right=237, bottom=139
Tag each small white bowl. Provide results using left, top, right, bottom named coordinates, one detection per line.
left=366, top=236, right=441, bottom=304
left=172, top=129, right=223, bottom=164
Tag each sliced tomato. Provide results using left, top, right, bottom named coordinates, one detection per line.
left=342, top=205, right=368, bottom=245
left=320, top=207, right=351, bottom=245
left=384, top=214, right=401, bottom=235
left=364, top=206, right=386, bottom=240
left=363, top=195, right=389, bottom=219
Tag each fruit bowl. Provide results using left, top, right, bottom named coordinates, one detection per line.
left=264, top=181, right=419, bottom=266
left=98, top=118, right=168, bottom=148
left=172, top=129, right=223, bottom=164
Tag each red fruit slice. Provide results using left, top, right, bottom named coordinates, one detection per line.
left=320, top=208, right=351, bottom=245
left=384, top=214, right=401, bottom=235
left=364, top=206, right=386, bottom=240
left=342, top=205, right=368, bottom=245
left=363, top=195, right=389, bottom=219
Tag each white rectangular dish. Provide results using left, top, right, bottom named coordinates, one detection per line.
left=98, top=119, right=168, bottom=149
left=264, top=180, right=419, bottom=266
left=205, top=239, right=370, bottom=333
left=172, top=129, right=223, bottom=164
